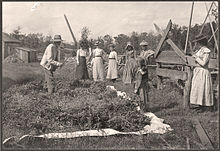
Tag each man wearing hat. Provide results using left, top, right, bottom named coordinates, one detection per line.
left=190, top=34, right=214, bottom=111
left=40, top=35, right=63, bottom=94
left=139, top=40, right=155, bottom=62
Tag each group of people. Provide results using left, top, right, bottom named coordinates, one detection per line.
left=40, top=34, right=215, bottom=112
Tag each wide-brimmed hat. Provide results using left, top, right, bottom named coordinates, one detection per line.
left=140, top=40, right=148, bottom=46
left=108, top=43, right=115, bottom=48
left=192, top=34, right=207, bottom=43
left=125, top=42, right=134, bottom=50
left=53, top=35, right=63, bottom=42
left=94, top=41, right=100, bottom=46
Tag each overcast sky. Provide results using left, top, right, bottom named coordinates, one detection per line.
left=3, top=1, right=216, bottom=42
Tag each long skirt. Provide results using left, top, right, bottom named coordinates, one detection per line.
left=190, top=67, right=213, bottom=106
left=106, top=59, right=118, bottom=79
left=75, top=56, right=89, bottom=80
left=122, top=58, right=137, bottom=84
left=93, top=57, right=104, bottom=81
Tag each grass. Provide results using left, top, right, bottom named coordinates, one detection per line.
left=2, top=59, right=219, bottom=150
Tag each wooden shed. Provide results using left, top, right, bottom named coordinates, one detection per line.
left=16, top=47, right=38, bottom=63
left=2, top=32, right=20, bottom=60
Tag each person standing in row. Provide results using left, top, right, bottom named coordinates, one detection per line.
left=122, top=42, right=137, bottom=84
left=75, top=39, right=90, bottom=81
left=92, top=41, right=105, bottom=82
left=106, top=43, right=118, bottom=82
left=139, top=40, right=155, bottom=62
left=190, top=34, right=214, bottom=111
left=40, top=35, right=63, bottom=94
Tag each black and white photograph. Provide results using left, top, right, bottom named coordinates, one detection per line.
left=2, top=1, right=219, bottom=150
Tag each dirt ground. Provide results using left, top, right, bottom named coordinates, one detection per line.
left=2, top=60, right=219, bottom=150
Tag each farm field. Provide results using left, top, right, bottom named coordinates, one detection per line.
left=2, top=58, right=219, bottom=150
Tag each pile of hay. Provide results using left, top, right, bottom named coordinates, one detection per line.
left=3, top=79, right=150, bottom=138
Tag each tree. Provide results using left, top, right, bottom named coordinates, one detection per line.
left=130, top=31, right=139, bottom=51
left=81, top=26, right=91, bottom=40
left=103, top=34, right=113, bottom=53
left=10, top=26, right=22, bottom=40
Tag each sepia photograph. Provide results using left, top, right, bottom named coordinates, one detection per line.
left=2, top=1, right=219, bottom=150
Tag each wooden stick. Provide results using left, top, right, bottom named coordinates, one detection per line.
left=184, top=1, right=194, bottom=54
left=158, top=135, right=173, bottom=149
left=64, top=14, right=78, bottom=48
left=199, top=1, right=214, bottom=35
left=205, top=2, right=219, bottom=52
left=208, top=27, right=218, bottom=42
left=186, top=137, right=190, bottom=149
left=191, top=118, right=214, bottom=149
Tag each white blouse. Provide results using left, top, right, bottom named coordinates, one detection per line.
left=109, top=51, right=118, bottom=62
left=93, top=48, right=104, bottom=57
left=194, top=46, right=211, bottom=67
left=76, top=49, right=88, bottom=63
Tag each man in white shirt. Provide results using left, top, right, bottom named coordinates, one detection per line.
left=40, top=35, right=63, bottom=94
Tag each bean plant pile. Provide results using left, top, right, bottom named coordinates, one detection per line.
left=3, top=78, right=150, bottom=139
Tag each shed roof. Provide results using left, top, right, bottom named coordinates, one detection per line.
left=2, top=32, right=21, bottom=43
left=16, top=47, right=37, bottom=52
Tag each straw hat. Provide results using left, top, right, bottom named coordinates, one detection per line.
left=53, top=35, right=63, bottom=42
left=94, top=41, right=100, bottom=46
left=140, top=40, right=148, bottom=46
left=108, top=43, right=115, bottom=48
left=125, top=42, right=133, bottom=50
left=192, top=34, right=207, bottom=43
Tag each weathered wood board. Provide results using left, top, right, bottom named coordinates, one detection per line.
left=154, top=20, right=172, bottom=58
left=186, top=56, right=218, bottom=69
left=156, top=51, right=218, bottom=69
left=191, top=119, right=214, bottom=149
left=156, top=51, right=185, bottom=65
left=166, top=39, right=187, bottom=62
left=156, top=68, right=187, bottom=80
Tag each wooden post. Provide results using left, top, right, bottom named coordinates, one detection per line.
left=199, top=1, right=214, bottom=35
left=156, top=63, right=162, bottom=90
left=64, top=14, right=78, bottom=49
left=205, top=3, right=219, bottom=52
left=183, top=66, right=192, bottom=108
left=184, top=1, right=194, bottom=54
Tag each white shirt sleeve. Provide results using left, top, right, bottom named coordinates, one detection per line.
left=47, top=45, right=61, bottom=66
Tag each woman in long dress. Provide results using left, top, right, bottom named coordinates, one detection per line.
left=122, top=42, right=137, bottom=84
left=106, top=44, right=118, bottom=82
left=190, top=34, right=214, bottom=110
left=75, top=39, right=90, bottom=80
left=92, top=41, right=105, bottom=82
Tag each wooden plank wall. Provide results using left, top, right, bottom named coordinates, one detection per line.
left=156, top=51, right=218, bottom=69
left=156, top=68, right=187, bottom=80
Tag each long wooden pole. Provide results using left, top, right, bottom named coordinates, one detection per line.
left=64, top=14, right=78, bottom=48
left=208, top=27, right=218, bottom=42
left=205, top=2, right=219, bottom=52
left=199, top=1, right=214, bottom=35
left=184, top=1, right=194, bottom=54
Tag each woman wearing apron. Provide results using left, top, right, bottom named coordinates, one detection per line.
left=92, top=41, right=105, bottom=82
left=190, top=34, right=214, bottom=111
left=75, top=39, right=90, bottom=80
left=106, top=43, right=118, bottom=82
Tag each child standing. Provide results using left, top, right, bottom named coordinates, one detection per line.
left=106, top=44, right=118, bottom=82
left=134, top=58, right=149, bottom=112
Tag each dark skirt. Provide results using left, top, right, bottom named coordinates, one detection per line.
left=75, top=56, right=89, bottom=80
